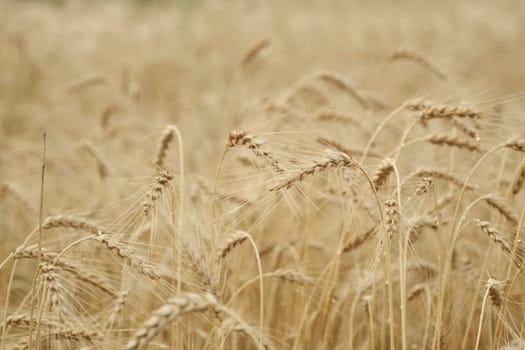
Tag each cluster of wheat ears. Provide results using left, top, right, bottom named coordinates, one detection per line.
left=1, top=1, right=525, bottom=349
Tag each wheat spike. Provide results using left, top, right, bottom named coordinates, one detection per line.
left=486, top=278, right=502, bottom=308
left=14, top=246, right=118, bottom=298
left=270, top=150, right=355, bottom=191
left=426, top=132, right=483, bottom=152
left=477, top=221, right=525, bottom=268
left=241, top=39, right=270, bottom=67
left=91, top=234, right=159, bottom=279
left=484, top=197, right=519, bottom=225
left=124, top=292, right=217, bottom=350
left=407, top=216, right=439, bottom=243
left=343, top=226, right=377, bottom=253
left=405, top=100, right=482, bottom=120
left=407, top=284, right=427, bottom=301
left=82, top=141, right=111, bottom=179
left=511, top=161, right=525, bottom=196
left=505, top=139, right=525, bottom=153
left=384, top=199, right=400, bottom=239
left=372, top=159, right=395, bottom=189
left=405, top=168, right=475, bottom=190
left=314, top=71, right=370, bottom=109
left=154, top=125, right=179, bottom=169
left=217, top=230, right=249, bottom=258
left=274, top=268, right=315, bottom=285
left=228, top=130, right=285, bottom=173
left=390, top=49, right=447, bottom=79
left=42, top=215, right=107, bottom=235
left=317, top=136, right=381, bottom=158
left=143, top=170, right=174, bottom=216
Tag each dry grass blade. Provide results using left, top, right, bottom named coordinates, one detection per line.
left=124, top=292, right=217, bottom=350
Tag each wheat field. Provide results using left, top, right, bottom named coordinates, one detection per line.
left=1, top=0, right=525, bottom=349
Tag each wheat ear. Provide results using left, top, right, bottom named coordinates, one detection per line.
left=317, top=136, right=381, bottom=158
left=313, top=70, right=370, bottom=109
left=389, top=49, right=447, bottom=79
left=405, top=100, right=482, bottom=120
left=426, top=132, right=483, bottom=152
left=372, top=159, right=395, bottom=189
left=342, top=227, right=377, bottom=253
left=240, top=39, right=270, bottom=67
left=477, top=221, right=524, bottom=268
left=124, top=292, right=217, bottom=350
left=270, top=151, right=355, bottom=191
left=484, top=197, right=519, bottom=225
left=154, top=125, right=179, bottom=169
left=228, top=130, right=285, bottom=173
left=42, top=215, right=107, bottom=235
left=217, top=231, right=249, bottom=258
